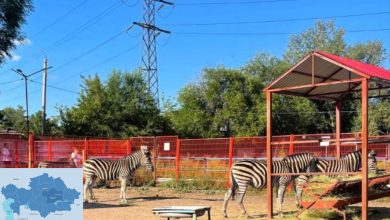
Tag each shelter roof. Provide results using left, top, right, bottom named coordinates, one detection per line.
left=264, top=51, right=390, bottom=101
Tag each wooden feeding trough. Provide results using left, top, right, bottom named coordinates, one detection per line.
left=297, top=174, right=390, bottom=219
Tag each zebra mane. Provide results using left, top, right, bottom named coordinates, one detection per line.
left=282, top=152, right=314, bottom=159
left=340, top=149, right=361, bottom=159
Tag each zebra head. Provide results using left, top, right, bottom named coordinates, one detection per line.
left=140, top=145, right=154, bottom=172
left=368, top=149, right=378, bottom=174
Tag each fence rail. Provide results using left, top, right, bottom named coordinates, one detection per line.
left=1, top=133, right=389, bottom=185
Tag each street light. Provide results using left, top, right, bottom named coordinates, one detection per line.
left=11, top=67, right=52, bottom=135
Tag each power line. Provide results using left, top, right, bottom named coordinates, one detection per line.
left=175, top=0, right=296, bottom=6
left=0, top=79, right=22, bottom=85
left=0, top=0, right=123, bottom=76
left=48, top=30, right=126, bottom=74
left=0, top=45, right=139, bottom=102
left=53, top=44, right=139, bottom=86
left=173, top=28, right=390, bottom=36
left=163, top=11, right=390, bottom=26
left=41, top=1, right=123, bottom=54
left=0, top=30, right=125, bottom=95
left=29, top=80, right=79, bottom=94
left=30, top=0, right=90, bottom=39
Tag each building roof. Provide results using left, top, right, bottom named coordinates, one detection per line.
left=264, top=51, right=390, bottom=100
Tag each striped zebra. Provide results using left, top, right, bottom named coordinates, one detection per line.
left=314, top=149, right=377, bottom=174
left=222, top=153, right=316, bottom=218
left=294, top=149, right=378, bottom=207
left=83, top=145, right=154, bottom=204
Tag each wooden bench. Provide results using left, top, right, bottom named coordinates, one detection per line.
left=152, top=206, right=211, bottom=220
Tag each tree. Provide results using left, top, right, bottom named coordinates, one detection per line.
left=29, top=111, right=61, bottom=136
left=284, top=21, right=346, bottom=65
left=352, top=99, right=390, bottom=135
left=59, top=69, right=173, bottom=137
left=0, top=106, right=25, bottom=132
left=167, top=65, right=320, bottom=138
left=283, top=20, right=386, bottom=134
left=0, top=0, right=33, bottom=64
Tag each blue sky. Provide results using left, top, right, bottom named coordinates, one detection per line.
left=0, top=0, right=389, bottom=117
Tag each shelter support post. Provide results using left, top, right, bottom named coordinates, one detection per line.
left=361, top=79, right=368, bottom=220
left=336, top=101, right=341, bottom=159
left=266, top=91, right=273, bottom=218
left=176, top=138, right=180, bottom=183
left=28, top=133, right=34, bottom=168
left=227, top=137, right=234, bottom=188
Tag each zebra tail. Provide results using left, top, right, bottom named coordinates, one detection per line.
left=230, top=170, right=238, bottom=201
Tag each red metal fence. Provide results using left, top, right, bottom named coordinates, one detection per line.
left=1, top=133, right=389, bottom=184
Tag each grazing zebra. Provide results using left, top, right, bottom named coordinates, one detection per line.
left=83, top=145, right=154, bottom=204
left=314, top=149, right=377, bottom=175
left=222, top=153, right=316, bottom=218
left=294, top=149, right=378, bottom=207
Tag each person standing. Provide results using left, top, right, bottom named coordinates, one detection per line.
left=70, top=147, right=82, bottom=167
left=1, top=143, right=12, bottom=167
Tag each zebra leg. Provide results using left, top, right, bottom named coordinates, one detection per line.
left=294, top=176, right=306, bottom=209
left=119, top=177, right=128, bottom=204
left=236, top=187, right=248, bottom=217
left=222, top=189, right=233, bottom=218
left=83, top=177, right=89, bottom=203
left=88, top=176, right=97, bottom=201
left=277, top=181, right=288, bottom=217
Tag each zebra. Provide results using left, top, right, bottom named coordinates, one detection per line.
left=294, top=149, right=378, bottom=207
left=83, top=145, right=154, bottom=204
left=222, top=153, right=316, bottom=218
left=314, top=149, right=377, bottom=175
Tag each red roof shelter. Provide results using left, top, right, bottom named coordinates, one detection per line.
left=263, top=51, right=390, bottom=219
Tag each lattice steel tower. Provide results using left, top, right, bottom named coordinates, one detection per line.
left=133, top=0, right=172, bottom=105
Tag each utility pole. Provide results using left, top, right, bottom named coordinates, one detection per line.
left=41, top=57, right=48, bottom=135
left=132, top=0, right=173, bottom=105
left=12, top=66, right=52, bottom=136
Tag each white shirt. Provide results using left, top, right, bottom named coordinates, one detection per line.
left=71, top=152, right=82, bottom=167
left=2, top=147, right=11, bottom=161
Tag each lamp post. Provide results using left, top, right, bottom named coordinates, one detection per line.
left=12, top=67, right=52, bottom=135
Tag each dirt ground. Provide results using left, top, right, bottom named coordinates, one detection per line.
left=83, top=187, right=390, bottom=220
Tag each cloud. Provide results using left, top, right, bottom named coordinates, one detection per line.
left=10, top=54, right=21, bottom=61
left=13, top=38, right=32, bottom=46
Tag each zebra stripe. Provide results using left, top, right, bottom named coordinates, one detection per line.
left=295, top=149, right=378, bottom=207
left=222, top=153, right=316, bottom=218
left=83, top=145, right=154, bottom=204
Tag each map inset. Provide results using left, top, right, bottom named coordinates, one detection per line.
left=0, top=169, right=82, bottom=220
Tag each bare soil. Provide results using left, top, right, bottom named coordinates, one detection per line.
left=83, top=187, right=390, bottom=220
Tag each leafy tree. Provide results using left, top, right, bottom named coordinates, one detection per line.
left=284, top=21, right=346, bottom=65
left=283, top=20, right=386, bottom=134
left=352, top=100, right=390, bottom=135
left=167, top=66, right=320, bottom=137
left=0, top=106, right=25, bottom=132
left=59, top=69, right=173, bottom=137
left=0, top=0, right=33, bottom=64
left=167, top=68, right=264, bottom=138
left=29, top=111, right=61, bottom=136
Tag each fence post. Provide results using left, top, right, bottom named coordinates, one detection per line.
left=48, top=141, right=52, bottom=161
left=28, top=133, right=34, bottom=168
left=15, top=141, right=19, bottom=168
left=175, top=138, right=180, bottom=183
left=127, top=139, right=132, bottom=155
left=227, top=137, right=234, bottom=188
left=289, top=134, right=294, bottom=155
left=84, top=138, right=89, bottom=161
